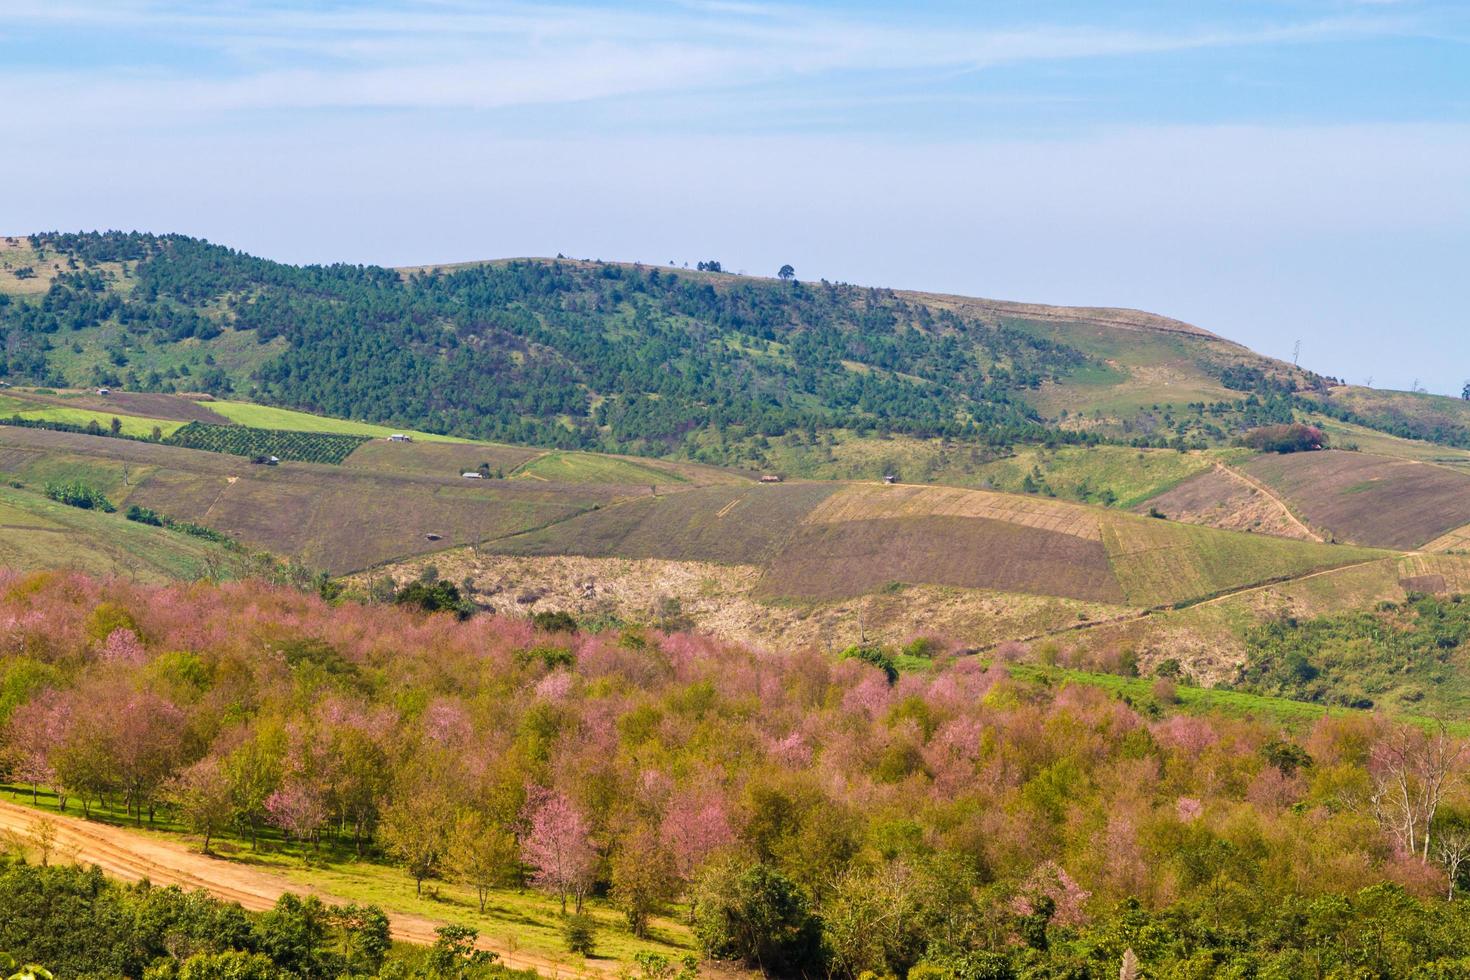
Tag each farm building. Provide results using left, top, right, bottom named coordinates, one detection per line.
left=461, top=471, right=485, bottom=479
left=388, top=433, right=413, bottom=442
left=759, top=474, right=784, bottom=483
left=96, top=387, right=111, bottom=396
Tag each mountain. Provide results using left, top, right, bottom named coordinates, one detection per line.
left=10, top=230, right=1467, bottom=470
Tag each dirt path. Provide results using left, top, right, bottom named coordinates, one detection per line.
left=1214, top=463, right=1324, bottom=542
left=0, top=797, right=606, bottom=977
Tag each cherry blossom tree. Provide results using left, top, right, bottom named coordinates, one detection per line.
left=522, top=787, right=596, bottom=914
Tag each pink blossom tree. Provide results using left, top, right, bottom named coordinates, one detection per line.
left=521, top=786, right=597, bottom=914
left=266, top=776, right=330, bottom=849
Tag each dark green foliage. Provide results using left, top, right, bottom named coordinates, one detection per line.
left=164, top=422, right=369, bottom=464
left=514, top=645, right=575, bottom=670
left=127, top=504, right=164, bottom=526
left=692, top=862, right=821, bottom=975
left=393, top=580, right=474, bottom=618
left=842, top=645, right=899, bottom=683
left=126, top=504, right=237, bottom=545
left=43, top=479, right=114, bottom=512
left=1236, top=593, right=1470, bottom=710
left=530, top=610, right=578, bottom=633
left=561, top=915, right=596, bottom=956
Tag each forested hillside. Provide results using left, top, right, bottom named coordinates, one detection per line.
left=0, top=232, right=1357, bottom=464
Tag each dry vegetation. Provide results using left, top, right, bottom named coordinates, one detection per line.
left=1136, top=464, right=1317, bottom=540
left=1241, top=450, right=1470, bottom=549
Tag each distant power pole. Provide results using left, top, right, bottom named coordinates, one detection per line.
left=1292, top=340, right=1301, bottom=366
left=1365, top=376, right=1374, bottom=388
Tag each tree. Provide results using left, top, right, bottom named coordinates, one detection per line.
left=691, top=861, right=820, bottom=975
left=379, top=779, right=453, bottom=896
left=521, top=788, right=596, bottom=914
left=1369, top=721, right=1467, bottom=862
left=611, top=827, right=676, bottom=938
left=224, top=728, right=284, bottom=851
left=1463, top=381, right=1470, bottom=401
left=563, top=914, right=596, bottom=956
left=446, top=810, right=520, bottom=913
left=422, top=924, right=497, bottom=980
left=778, top=265, right=795, bottom=282
left=165, top=756, right=234, bottom=854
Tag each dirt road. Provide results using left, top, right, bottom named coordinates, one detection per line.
left=0, top=797, right=604, bottom=977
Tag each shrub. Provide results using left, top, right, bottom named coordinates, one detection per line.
left=531, top=610, right=578, bottom=633
left=1239, top=423, right=1327, bottom=454
left=393, top=580, right=473, bottom=619
left=43, top=480, right=114, bottom=512
left=562, top=914, right=596, bottom=956
left=841, top=645, right=898, bottom=683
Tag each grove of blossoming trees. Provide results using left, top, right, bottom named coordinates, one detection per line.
left=7, top=568, right=1470, bottom=977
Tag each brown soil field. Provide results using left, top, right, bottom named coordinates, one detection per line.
left=349, top=551, right=1136, bottom=653
left=759, top=515, right=1125, bottom=603
left=1136, top=465, right=1316, bottom=541
left=1240, top=451, right=1470, bottom=549
left=0, top=797, right=609, bottom=976
left=492, top=483, right=841, bottom=565
left=1, top=388, right=232, bottom=423
left=805, top=483, right=1102, bottom=539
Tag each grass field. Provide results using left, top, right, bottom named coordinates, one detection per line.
left=344, top=440, right=542, bottom=477
left=511, top=451, right=690, bottom=486
left=0, top=482, right=242, bottom=581
left=0, top=403, right=186, bottom=438
left=0, top=388, right=232, bottom=423
left=1007, top=663, right=1470, bottom=735
left=1240, top=450, right=1470, bottom=549
left=1099, top=514, right=1385, bottom=607
left=207, top=400, right=475, bottom=443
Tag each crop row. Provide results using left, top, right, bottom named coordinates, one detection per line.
left=164, top=421, right=371, bottom=464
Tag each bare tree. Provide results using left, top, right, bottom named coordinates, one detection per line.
left=1370, top=721, right=1467, bottom=862
left=1437, top=822, right=1470, bottom=899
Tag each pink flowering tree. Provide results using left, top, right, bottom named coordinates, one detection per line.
left=266, top=776, right=330, bottom=849
left=521, top=787, right=597, bottom=914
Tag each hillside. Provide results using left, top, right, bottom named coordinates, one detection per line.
left=0, top=231, right=1408, bottom=465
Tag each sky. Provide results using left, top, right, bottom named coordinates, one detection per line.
left=3, top=0, right=1468, bottom=394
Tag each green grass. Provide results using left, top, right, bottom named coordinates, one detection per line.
left=1101, top=515, right=1387, bottom=608
left=1, top=404, right=184, bottom=438
left=207, top=401, right=475, bottom=443
left=0, top=784, right=692, bottom=967
left=1007, top=663, right=1470, bottom=735
left=0, top=482, right=241, bottom=581
left=512, top=452, right=686, bottom=485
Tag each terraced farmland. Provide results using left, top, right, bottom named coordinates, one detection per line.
left=1240, top=450, right=1470, bottom=549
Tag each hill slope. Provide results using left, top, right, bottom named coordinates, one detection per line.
left=7, top=230, right=1427, bottom=466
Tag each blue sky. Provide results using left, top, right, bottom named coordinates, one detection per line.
left=4, top=0, right=1468, bottom=393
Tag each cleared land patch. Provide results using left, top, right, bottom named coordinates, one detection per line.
left=1240, top=450, right=1470, bottom=549
left=492, top=483, right=840, bottom=564
left=512, top=451, right=692, bottom=486
left=0, top=388, right=231, bottom=423
left=0, top=482, right=241, bottom=581
left=759, top=514, right=1125, bottom=603
left=344, top=439, right=542, bottom=476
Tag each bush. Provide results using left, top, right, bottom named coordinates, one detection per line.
left=692, top=862, right=821, bottom=974
left=43, top=480, right=114, bottom=512
left=393, top=580, right=473, bottom=619
left=562, top=914, right=596, bottom=956
left=1239, top=423, right=1326, bottom=454
left=126, top=504, right=164, bottom=526
left=841, top=645, right=898, bottom=683
left=531, top=610, right=578, bottom=633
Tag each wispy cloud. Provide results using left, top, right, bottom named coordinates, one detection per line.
left=0, top=0, right=1421, bottom=119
